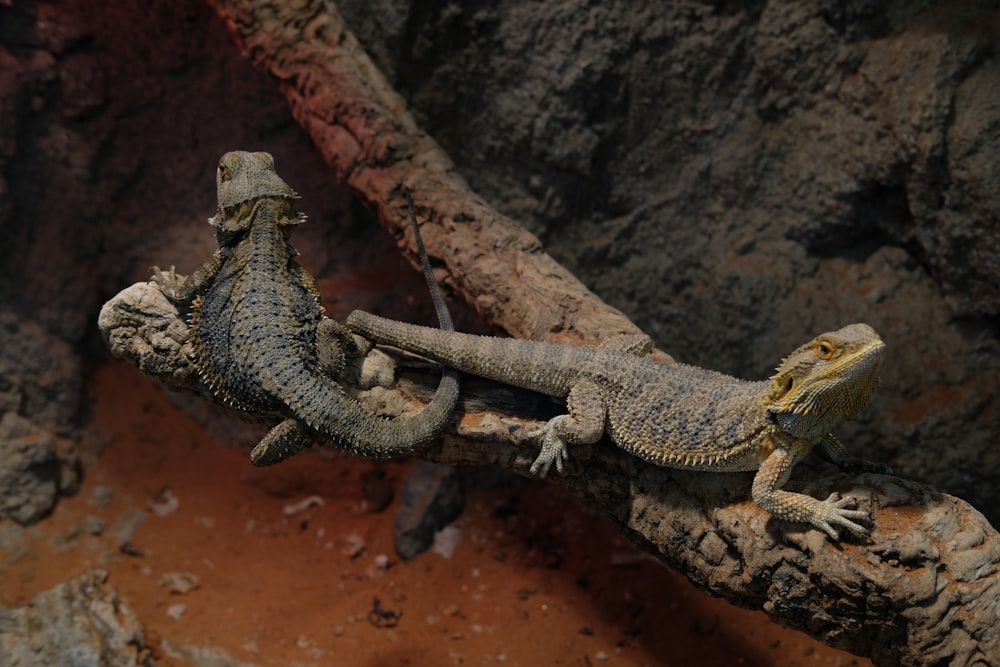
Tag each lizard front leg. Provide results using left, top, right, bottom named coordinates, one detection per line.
left=150, top=252, right=225, bottom=305
left=751, top=439, right=870, bottom=540
left=528, top=378, right=606, bottom=477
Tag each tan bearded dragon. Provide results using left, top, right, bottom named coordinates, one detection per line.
left=346, top=312, right=889, bottom=540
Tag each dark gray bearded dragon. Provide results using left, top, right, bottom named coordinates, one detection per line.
left=346, top=311, right=889, bottom=540
left=151, top=151, right=458, bottom=466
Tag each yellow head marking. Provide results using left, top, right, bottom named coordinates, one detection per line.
left=766, top=323, right=885, bottom=440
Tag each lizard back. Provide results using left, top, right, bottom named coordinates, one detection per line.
left=601, top=362, right=771, bottom=470
left=155, top=151, right=459, bottom=463
left=191, top=200, right=321, bottom=421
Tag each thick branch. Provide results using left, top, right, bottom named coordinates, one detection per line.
left=99, top=282, right=1000, bottom=666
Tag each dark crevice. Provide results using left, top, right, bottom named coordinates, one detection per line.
left=790, top=181, right=930, bottom=270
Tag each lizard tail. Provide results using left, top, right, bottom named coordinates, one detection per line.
left=297, top=191, right=461, bottom=457
left=406, top=188, right=454, bottom=334
left=345, top=311, right=579, bottom=397
left=267, top=357, right=458, bottom=457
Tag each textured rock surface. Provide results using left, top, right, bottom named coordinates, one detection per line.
left=0, top=411, right=64, bottom=524
left=0, top=569, right=151, bottom=666
left=0, top=311, right=82, bottom=430
left=0, top=311, right=81, bottom=524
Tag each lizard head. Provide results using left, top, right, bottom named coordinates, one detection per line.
left=765, top=323, right=885, bottom=441
left=209, top=151, right=303, bottom=237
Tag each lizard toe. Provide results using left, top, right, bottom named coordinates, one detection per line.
left=530, top=431, right=569, bottom=478
left=815, top=493, right=871, bottom=538
left=529, top=457, right=550, bottom=477
left=149, top=266, right=181, bottom=299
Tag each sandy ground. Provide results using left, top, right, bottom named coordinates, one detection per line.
left=0, top=362, right=871, bottom=666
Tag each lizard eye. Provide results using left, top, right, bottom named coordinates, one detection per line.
left=218, top=162, right=229, bottom=179
left=816, top=340, right=835, bottom=360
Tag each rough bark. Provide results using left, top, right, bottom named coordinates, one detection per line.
left=88, top=0, right=998, bottom=664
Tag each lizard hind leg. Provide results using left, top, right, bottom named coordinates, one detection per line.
left=527, top=378, right=606, bottom=477
left=316, top=317, right=366, bottom=378
left=250, top=418, right=314, bottom=466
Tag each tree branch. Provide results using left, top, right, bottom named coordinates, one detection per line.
left=105, top=1, right=999, bottom=664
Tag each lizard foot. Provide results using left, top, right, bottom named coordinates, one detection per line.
left=811, top=492, right=871, bottom=540
left=149, top=265, right=181, bottom=300
left=250, top=419, right=311, bottom=466
left=526, top=424, right=569, bottom=477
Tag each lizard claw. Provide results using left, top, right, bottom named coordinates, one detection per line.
left=812, top=492, right=870, bottom=540
left=526, top=424, right=568, bottom=477
left=149, top=265, right=180, bottom=299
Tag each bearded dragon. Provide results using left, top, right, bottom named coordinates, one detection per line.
left=345, top=312, right=888, bottom=539
left=151, top=151, right=458, bottom=466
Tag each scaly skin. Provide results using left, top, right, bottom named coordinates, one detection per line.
left=151, top=151, right=458, bottom=465
left=346, top=312, right=889, bottom=540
